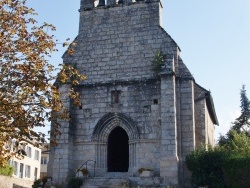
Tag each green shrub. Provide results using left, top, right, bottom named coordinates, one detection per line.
left=220, top=130, right=250, bottom=153
left=79, top=168, right=88, bottom=176
left=32, top=179, right=42, bottom=188
left=151, top=50, right=164, bottom=75
left=223, top=153, right=250, bottom=188
left=220, top=130, right=250, bottom=187
left=186, top=146, right=226, bottom=188
left=67, top=177, right=83, bottom=188
left=138, top=167, right=153, bottom=174
left=0, top=164, right=14, bottom=176
left=186, top=140, right=250, bottom=188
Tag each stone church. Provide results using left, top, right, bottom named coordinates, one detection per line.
left=48, top=0, right=218, bottom=187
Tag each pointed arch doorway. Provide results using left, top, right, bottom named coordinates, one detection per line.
left=108, top=127, right=129, bottom=172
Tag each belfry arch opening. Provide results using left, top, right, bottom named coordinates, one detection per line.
left=108, top=127, right=129, bottom=172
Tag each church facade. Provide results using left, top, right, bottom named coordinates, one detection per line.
left=48, top=0, right=218, bottom=187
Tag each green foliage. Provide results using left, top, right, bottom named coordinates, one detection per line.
left=223, top=153, right=250, bottom=188
left=151, top=50, right=164, bottom=75
left=32, top=176, right=49, bottom=188
left=186, top=146, right=225, bottom=188
left=32, top=179, right=42, bottom=188
left=138, top=167, right=153, bottom=174
left=220, top=130, right=250, bottom=187
left=187, top=131, right=250, bottom=187
left=79, top=168, right=88, bottom=175
left=218, top=85, right=250, bottom=147
left=42, top=176, right=49, bottom=184
left=0, top=163, right=14, bottom=176
left=67, top=177, right=83, bottom=188
left=220, top=130, right=250, bottom=153
left=232, top=85, right=250, bottom=133
left=204, top=86, right=250, bottom=187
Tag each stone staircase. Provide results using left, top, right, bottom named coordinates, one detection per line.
left=79, top=174, right=168, bottom=188
left=81, top=177, right=130, bottom=188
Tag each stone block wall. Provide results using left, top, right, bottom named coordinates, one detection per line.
left=160, top=73, right=179, bottom=185
left=205, top=102, right=215, bottom=146
left=194, top=84, right=206, bottom=148
left=179, top=80, right=195, bottom=156
left=64, top=1, right=178, bottom=84
left=136, top=140, right=161, bottom=175
left=194, top=84, right=215, bottom=148
left=48, top=85, right=74, bottom=183
left=70, top=80, right=162, bottom=175
left=72, top=81, right=161, bottom=140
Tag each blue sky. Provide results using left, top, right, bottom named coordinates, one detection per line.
left=28, top=0, right=250, bottom=141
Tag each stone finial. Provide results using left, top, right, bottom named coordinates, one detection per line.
left=81, top=0, right=95, bottom=10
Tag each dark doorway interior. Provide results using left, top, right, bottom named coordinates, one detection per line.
left=108, top=127, right=129, bottom=172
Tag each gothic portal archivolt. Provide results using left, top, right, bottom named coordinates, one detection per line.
left=92, top=113, right=139, bottom=170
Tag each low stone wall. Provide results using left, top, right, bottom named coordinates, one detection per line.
left=0, top=175, right=33, bottom=188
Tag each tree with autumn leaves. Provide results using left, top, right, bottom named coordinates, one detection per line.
left=0, top=0, right=85, bottom=167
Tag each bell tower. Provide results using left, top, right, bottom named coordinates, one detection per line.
left=78, top=0, right=163, bottom=38
left=81, top=0, right=150, bottom=10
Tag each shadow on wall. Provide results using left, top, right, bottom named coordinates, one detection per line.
left=13, top=184, right=28, bottom=188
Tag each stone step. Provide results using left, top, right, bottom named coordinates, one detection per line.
left=80, top=177, right=172, bottom=188
left=81, top=177, right=130, bottom=188
left=103, top=172, right=130, bottom=178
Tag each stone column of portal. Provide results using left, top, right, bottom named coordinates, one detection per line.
left=160, top=55, right=179, bottom=185
left=48, top=84, right=73, bottom=184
